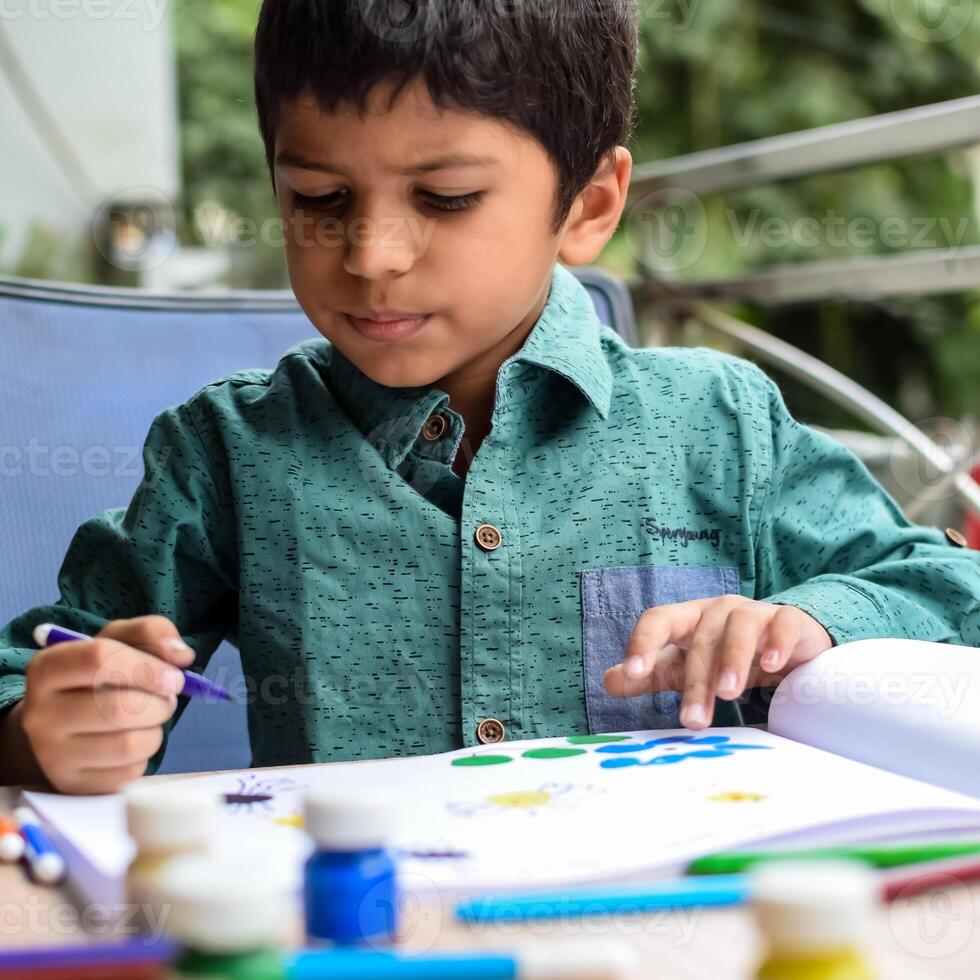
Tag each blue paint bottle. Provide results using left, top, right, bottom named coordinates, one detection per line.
left=303, top=790, right=399, bottom=946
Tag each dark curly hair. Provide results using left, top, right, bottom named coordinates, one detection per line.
left=254, top=0, right=639, bottom=233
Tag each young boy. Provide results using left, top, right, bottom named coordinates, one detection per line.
left=1, top=0, right=978, bottom=795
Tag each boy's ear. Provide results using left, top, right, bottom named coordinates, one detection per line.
left=557, top=147, right=633, bottom=267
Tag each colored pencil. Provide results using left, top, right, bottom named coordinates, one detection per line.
left=455, top=873, right=751, bottom=923
left=687, top=839, right=980, bottom=875
left=880, top=853, right=980, bottom=901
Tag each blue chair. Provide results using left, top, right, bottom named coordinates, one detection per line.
left=0, top=267, right=638, bottom=773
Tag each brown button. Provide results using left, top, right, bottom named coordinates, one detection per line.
left=474, top=524, right=503, bottom=551
left=476, top=718, right=506, bottom=744
left=421, top=414, right=448, bottom=442
left=946, top=527, right=969, bottom=548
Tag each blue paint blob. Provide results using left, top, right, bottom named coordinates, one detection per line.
left=597, top=738, right=773, bottom=769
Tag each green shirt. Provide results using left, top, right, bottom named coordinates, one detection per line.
left=2, top=262, right=978, bottom=772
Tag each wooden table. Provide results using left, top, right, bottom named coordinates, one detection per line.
left=3, top=773, right=980, bottom=978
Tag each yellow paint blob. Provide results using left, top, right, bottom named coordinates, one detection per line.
left=274, top=813, right=305, bottom=828
left=709, top=791, right=766, bottom=803
left=485, top=791, right=552, bottom=810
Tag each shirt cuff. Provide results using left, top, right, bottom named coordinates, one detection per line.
left=0, top=676, right=27, bottom=717
left=763, top=578, right=901, bottom=646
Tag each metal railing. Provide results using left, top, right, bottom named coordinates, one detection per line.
left=628, top=95, right=980, bottom=521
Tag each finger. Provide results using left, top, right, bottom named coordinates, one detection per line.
left=715, top=606, right=767, bottom=700
left=756, top=605, right=804, bottom=678
left=621, top=601, right=708, bottom=681
left=605, top=643, right=686, bottom=698
left=98, top=616, right=195, bottom=667
left=27, top=639, right=185, bottom=698
left=41, top=687, right=178, bottom=734
left=68, top=727, right=164, bottom=769
left=680, top=601, right=735, bottom=729
left=71, top=761, right=149, bottom=795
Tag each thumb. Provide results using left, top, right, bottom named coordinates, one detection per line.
left=97, top=616, right=196, bottom=667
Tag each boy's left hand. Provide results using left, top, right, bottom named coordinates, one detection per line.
left=603, top=597, right=834, bottom=730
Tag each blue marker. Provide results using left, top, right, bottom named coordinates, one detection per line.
left=286, top=942, right=636, bottom=978
left=288, top=950, right=518, bottom=980
left=455, top=873, right=751, bottom=923
left=33, top=623, right=236, bottom=703
left=15, top=807, right=66, bottom=885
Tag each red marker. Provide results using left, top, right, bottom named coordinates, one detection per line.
left=0, top=814, right=24, bottom=862
left=881, top=853, right=980, bottom=901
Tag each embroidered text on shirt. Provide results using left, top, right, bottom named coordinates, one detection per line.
left=644, top=517, right=721, bottom=550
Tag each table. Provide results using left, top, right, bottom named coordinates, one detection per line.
left=3, top=772, right=980, bottom=978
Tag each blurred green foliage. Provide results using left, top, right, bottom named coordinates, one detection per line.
left=170, top=0, right=979, bottom=421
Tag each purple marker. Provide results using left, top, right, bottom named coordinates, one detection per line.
left=32, top=623, right=236, bottom=703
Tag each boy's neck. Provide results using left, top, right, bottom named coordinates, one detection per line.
left=437, top=278, right=553, bottom=479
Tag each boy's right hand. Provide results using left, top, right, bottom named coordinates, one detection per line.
left=19, top=616, right=195, bottom=794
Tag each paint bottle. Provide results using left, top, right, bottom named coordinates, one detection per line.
left=156, top=853, right=292, bottom=980
left=125, top=785, right=220, bottom=934
left=303, top=790, right=399, bottom=946
left=751, top=859, right=879, bottom=980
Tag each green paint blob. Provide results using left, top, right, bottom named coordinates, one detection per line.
left=521, top=748, right=587, bottom=760
left=566, top=735, right=632, bottom=745
left=451, top=754, right=513, bottom=767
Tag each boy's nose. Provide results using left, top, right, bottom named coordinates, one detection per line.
left=342, top=214, right=422, bottom=280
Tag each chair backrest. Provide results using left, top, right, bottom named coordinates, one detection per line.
left=0, top=265, right=637, bottom=773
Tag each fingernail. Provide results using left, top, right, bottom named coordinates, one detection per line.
left=717, top=669, right=738, bottom=697
left=761, top=649, right=780, bottom=671
left=682, top=703, right=705, bottom=727
left=625, top=657, right=647, bottom=679
left=160, top=668, right=185, bottom=695
left=165, top=638, right=194, bottom=659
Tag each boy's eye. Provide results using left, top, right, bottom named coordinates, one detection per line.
left=419, top=191, right=484, bottom=212
left=290, top=190, right=484, bottom=213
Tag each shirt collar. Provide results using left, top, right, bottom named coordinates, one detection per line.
left=320, top=262, right=613, bottom=469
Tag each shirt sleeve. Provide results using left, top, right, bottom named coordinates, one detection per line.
left=0, top=399, right=238, bottom=775
left=747, top=365, right=980, bottom=648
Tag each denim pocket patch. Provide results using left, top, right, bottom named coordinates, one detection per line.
left=580, top=564, right=741, bottom=734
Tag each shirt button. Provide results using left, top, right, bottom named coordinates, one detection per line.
left=476, top=718, right=506, bottom=744
left=946, top=527, right=969, bottom=548
left=474, top=524, right=503, bottom=551
left=421, top=414, right=448, bottom=442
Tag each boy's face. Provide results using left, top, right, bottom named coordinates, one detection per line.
left=273, top=78, right=582, bottom=396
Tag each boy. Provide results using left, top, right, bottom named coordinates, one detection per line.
left=1, top=0, right=978, bottom=795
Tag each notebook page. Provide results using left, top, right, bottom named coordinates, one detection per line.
left=768, top=638, right=980, bottom=798
left=24, top=725, right=980, bottom=908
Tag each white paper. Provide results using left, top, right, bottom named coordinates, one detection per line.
left=769, top=638, right=980, bottom=798
left=24, top=725, right=980, bottom=908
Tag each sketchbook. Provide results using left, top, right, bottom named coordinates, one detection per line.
left=23, top=637, right=980, bottom=910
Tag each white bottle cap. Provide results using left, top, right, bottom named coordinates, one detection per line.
left=155, top=853, right=293, bottom=954
left=303, top=789, right=396, bottom=850
left=124, top=784, right=221, bottom=852
left=751, top=859, right=879, bottom=955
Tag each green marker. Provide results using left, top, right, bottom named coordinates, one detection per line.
left=688, top=839, right=980, bottom=875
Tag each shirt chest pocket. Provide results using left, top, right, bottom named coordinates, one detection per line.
left=579, top=564, right=742, bottom=734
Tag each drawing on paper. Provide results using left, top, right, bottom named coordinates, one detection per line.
left=708, top=791, right=767, bottom=803
left=452, top=753, right=514, bottom=768
left=446, top=782, right=603, bottom=819
left=596, top=735, right=773, bottom=769
left=222, top=773, right=310, bottom=815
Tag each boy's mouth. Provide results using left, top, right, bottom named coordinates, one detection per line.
left=345, top=312, right=432, bottom=342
